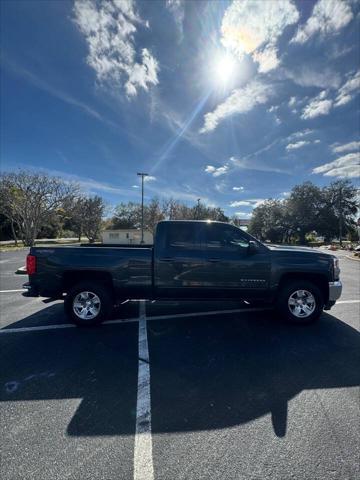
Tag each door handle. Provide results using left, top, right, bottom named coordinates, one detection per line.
left=208, top=258, right=220, bottom=263
left=160, top=257, right=174, bottom=262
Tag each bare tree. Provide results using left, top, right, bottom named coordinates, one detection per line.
left=0, top=171, right=78, bottom=246
left=162, top=198, right=193, bottom=220
left=144, top=198, right=165, bottom=234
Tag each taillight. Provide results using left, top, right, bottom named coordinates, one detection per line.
left=26, top=255, right=36, bottom=275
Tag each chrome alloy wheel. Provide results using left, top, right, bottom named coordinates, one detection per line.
left=288, top=289, right=316, bottom=318
left=73, top=291, right=101, bottom=320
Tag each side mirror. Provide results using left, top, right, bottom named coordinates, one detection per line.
left=248, top=240, right=259, bottom=254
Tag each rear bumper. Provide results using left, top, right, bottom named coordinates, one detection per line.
left=22, top=282, right=39, bottom=297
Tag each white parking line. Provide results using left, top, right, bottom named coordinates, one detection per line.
left=0, top=301, right=358, bottom=335
left=335, top=300, right=360, bottom=304
left=0, top=323, right=77, bottom=334
left=0, top=289, right=25, bottom=293
left=0, top=307, right=268, bottom=334
left=134, top=300, right=154, bottom=480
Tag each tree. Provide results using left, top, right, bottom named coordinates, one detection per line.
left=0, top=171, right=77, bottom=246
left=162, top=198, right=189, bottom=220
left=248, top=200, right=288, bottom=242
left=111, top=202, right=142, bottom=229
left=144, top=198, right=165, bottom=234
left=286, top=182, right=324, bottom=244
left=63, top=196, right=88, bottom=241
left=81, top=196, right=105, bottom=243
left=323, top=180, right=359, bottom=245
left=193, top=201, right=229, bottom=222
left=37, top=212, right=63, bottom=239
left=0, top=213, right=19, bottom=243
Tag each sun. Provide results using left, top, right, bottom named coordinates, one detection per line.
left=214, top=53, right=236, bottom=85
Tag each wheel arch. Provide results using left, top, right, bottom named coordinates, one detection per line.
left=62, top=270, right=115, bottom=298
left=277, top=272, right=329, bottom=303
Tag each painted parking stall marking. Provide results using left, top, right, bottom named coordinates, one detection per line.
left=134, top=300, right=154, bottom=480
left=0, top=301, right=359, bottom=335
left=0, top=289, right=26, bottom=293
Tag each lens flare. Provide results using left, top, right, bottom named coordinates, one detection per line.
left=214, top=53, right=236, bottom=85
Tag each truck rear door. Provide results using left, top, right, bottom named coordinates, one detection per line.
left=154, top=222, right=208, bottom=298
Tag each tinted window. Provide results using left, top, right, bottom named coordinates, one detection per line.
left=203, top=224, right=249, bottom=252
left=164, top=223, right=201, bottom=250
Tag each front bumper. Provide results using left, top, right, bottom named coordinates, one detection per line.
left=328, top=280, right=342, bottom=301
left=324, top=281, right=342, bottom=310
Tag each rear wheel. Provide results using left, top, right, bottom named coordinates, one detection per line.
left=64, top=282, right=113, bottom=326
left=276, top=281, right=324, bottom=324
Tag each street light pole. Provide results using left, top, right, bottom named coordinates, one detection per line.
left=137, top=172, right=149, bottom=244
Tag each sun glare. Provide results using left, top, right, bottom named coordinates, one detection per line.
left=214, top=53, right=236, bottom=85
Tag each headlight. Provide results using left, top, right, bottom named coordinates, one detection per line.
left=333, top=257, right=340, bottom=280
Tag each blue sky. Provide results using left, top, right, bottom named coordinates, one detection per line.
left=1, top=0, right=359, bottom=218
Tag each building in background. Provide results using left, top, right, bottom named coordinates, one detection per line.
left=102, top=229, right=153, bottom=245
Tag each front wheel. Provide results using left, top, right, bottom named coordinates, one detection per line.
left=64, top=282, right=113, bottom=326
left=276, top=281, right=324, bottom=325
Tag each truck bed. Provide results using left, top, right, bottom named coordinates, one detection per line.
left=28, top=245, right=153, bottom=298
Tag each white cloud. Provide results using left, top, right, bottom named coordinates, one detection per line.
left=285, top=66, right=341, bottom=89
left=301, top=93, right=332, bottom=119
left=73, top=0, right=159, bottom=97
left=313, top=152, right=360, bottom=178
left=232, top=186, right=244, bottom=191
left=320, top=164, right=360, bottom=178
left=230, top=156, right=290, bottom=174
left=215, top=181, right=227, bottom=193
left=234, top=211, right=252, bottom=219
left=221, top=0, right=299, bottom=72
left=252, top=45, right=280, bottom=73
left=230, top=200, right=251, bottom=207
left=286, top=140, right=310, bottom=151
left=334, top=70, right=360, bottom=107
left=332, top=141, right=360, bottom=153
left=144, top=175, right=157, bottom=183
left=229, top=199, right=266, bottom=208
left=292, top=0, right=353, bottom=44
left=166, top=0, right=185, bottom=41
left=205, top=165, right=229, bottom=177
left=29, top=167, right=136, bottom=197
left=200, top=80, right=273, bottom=133
left=288, top=96, right=297, bottom=107
left=288, top=129, right=314, bottom=140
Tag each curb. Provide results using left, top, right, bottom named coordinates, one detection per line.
left=345, top=255, right=360, bottom=262
left=15, top=266, right=27, bottom=275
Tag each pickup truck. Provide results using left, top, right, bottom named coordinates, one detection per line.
left=24, top=220, right=342, bottom=326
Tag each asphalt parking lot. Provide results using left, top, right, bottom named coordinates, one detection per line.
left=0, top=249, right=359, bottom=480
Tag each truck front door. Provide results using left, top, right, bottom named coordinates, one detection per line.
left=201, top=222, right=271, bottom=299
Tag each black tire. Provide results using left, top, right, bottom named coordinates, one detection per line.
left=64, top=281, right=113, bottom=327
left=276, top=280, right=324, bottom=325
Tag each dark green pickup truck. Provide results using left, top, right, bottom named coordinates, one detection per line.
left=24, top=220, right=342, bottom=326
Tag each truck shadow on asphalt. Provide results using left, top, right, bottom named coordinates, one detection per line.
left=1, top=306, right=359, bottom=438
